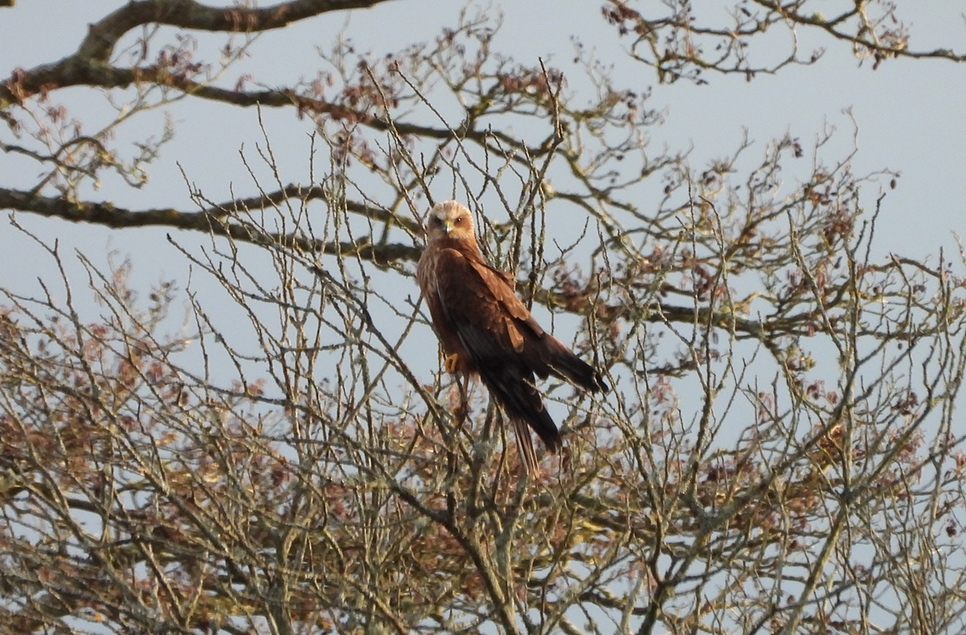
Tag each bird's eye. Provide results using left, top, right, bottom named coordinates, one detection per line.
left=430, top=217, right=441, bottom=226
left=455, top=216, right=463, bottom=224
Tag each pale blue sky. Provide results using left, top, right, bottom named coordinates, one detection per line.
left=1, top=1, right=963, bottom=294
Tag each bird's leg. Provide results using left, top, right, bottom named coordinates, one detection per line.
left=452, top=371, right=470, bottom=422
left=443, top=353, right=471, bottom=421
left=444, top=352, right=460, bottom=374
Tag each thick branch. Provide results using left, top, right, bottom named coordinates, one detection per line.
left=0, top=186, right=419, bottom=264
left=80, top=0, right=393, bottom=61
left=0, top=0, right=393, bottom=108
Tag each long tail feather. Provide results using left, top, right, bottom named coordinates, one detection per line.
left=478, top=363, right=562, bottom=463
left=512, top=416, right=539, bottom=474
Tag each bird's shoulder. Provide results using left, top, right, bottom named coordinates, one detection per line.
left=423, top=241, right=522, bottom=313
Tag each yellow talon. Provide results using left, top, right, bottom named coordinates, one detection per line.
left=444, top=353, right=460, bottom=374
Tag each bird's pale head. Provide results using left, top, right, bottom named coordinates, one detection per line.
left=425, top=200, right=477, bottom=243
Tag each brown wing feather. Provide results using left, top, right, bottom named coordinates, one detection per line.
left=468, top=258, right=609, bottom=393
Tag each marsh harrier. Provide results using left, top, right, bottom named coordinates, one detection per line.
left=417, top=200, right=608, bottom=472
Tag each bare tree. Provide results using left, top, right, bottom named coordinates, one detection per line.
left=2, top=1, right=966, bottom=633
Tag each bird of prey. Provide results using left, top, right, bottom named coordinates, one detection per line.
left=417, top=200, right=608, bottom=473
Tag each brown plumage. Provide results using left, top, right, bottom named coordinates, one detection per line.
left=416, top=200, right=608, bottom=473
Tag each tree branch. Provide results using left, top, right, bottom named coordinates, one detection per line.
left=0, top=186, right=419, bottom=264
left=80, top=0, right=393, bottom=61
